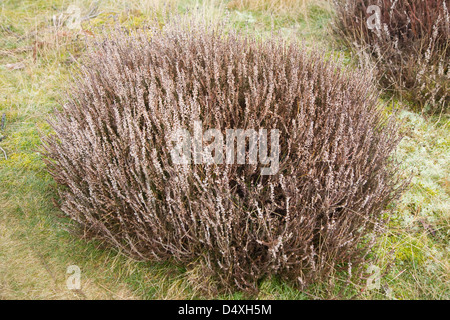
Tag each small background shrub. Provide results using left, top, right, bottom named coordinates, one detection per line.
left=43, top=18, right=404, bottom=293
left=333, top=0, right=449, bottom=114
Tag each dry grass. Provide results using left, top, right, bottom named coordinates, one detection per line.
left=227, top=0, right=310, bottom=11
left=227, top=0, right=333, bottom=26
left=0, top=222, right=139, bottom=299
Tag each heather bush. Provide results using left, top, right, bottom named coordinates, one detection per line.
left=333, top=0, right=449, bottom=114
left=43, top=19, right=404, bottom=293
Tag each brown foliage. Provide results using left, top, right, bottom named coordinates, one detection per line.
left=333, top=0, right=449, bottom=114
left=43, top=19, right=405, bottom=293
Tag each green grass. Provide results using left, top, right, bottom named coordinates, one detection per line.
left=0, top=0, right=448, bottom=299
